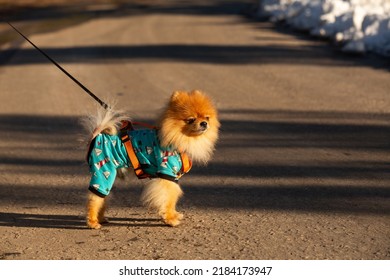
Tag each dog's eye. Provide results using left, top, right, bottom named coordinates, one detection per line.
left=186, top=118, right=196, bottom=124
left=205, top=116, right=210, bottom=121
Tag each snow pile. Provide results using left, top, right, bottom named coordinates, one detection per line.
left=258, top=0, right=390, bottom=56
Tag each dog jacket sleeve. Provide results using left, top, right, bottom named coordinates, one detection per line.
left=88, top=133, right=130, bottom=197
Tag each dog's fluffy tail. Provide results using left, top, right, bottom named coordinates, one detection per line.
left=81, top=106, right=130, bottom=141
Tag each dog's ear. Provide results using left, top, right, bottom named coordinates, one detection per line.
left=171, top=90, right=187, bottom=101
left=190, top=90, right=204, bottom=96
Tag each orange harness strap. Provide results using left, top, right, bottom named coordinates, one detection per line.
left=178, top=151, right=192, bottom=178
left=120, top=120, right=149, bottom=179
left=120, top=132, right=149, bottom=179
left=120, top=120, right=192, bottom=180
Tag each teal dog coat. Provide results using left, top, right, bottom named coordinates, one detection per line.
left=88, top=129, right=189, bottom=197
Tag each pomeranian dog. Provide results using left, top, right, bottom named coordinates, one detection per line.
left=83, top=90, right=220, bottom=229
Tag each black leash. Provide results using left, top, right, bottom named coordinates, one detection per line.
left=6, top=21, right=110, bottom=110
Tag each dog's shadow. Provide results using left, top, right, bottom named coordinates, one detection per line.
left=0, top=212, right=165, bottom=230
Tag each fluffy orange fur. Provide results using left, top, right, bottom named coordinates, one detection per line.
left=158, top=90, right=220, bottom=164
left=85, top=90, right=219, bottom=229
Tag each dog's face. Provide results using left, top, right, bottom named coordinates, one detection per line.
left=171, top=90, right=218, bottom=137
left=158, top=90, right=220, bottom=164
left=161, top=90, right=219, bottom=137
left=184, top=114, right=210, bottom=136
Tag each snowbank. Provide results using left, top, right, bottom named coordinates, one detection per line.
left=258, top=0, right=390, bottom=56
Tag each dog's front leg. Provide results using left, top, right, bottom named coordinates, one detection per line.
left=141, top=178, right=184, bottom=226
left=162, top=180, right=184, bottom=226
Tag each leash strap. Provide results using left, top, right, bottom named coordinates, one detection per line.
left=6, top=21, right=110, bottom=110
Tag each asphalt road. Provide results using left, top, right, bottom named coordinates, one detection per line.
left=0, top=0, right=389, bottom=260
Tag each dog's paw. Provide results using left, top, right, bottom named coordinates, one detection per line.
left=163, top=212, right=183, bottom=227
left=164, top=217, right=181, bottom=227
left=87, top=220, right=102, bottom=229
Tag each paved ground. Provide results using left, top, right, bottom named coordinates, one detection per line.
left=0, top=0, right=389, bottom=260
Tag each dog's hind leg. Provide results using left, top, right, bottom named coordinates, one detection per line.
left=87, top=192, right=106, bottom=229
left=98, top=198, right=109, bottom=225
left=141, top=178, right=183, bottom=227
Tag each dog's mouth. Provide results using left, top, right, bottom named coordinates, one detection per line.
left=191, top=126, right=208, bottom=135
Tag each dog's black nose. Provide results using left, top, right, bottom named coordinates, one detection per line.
left=200, top=121, right=208, bottom=129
